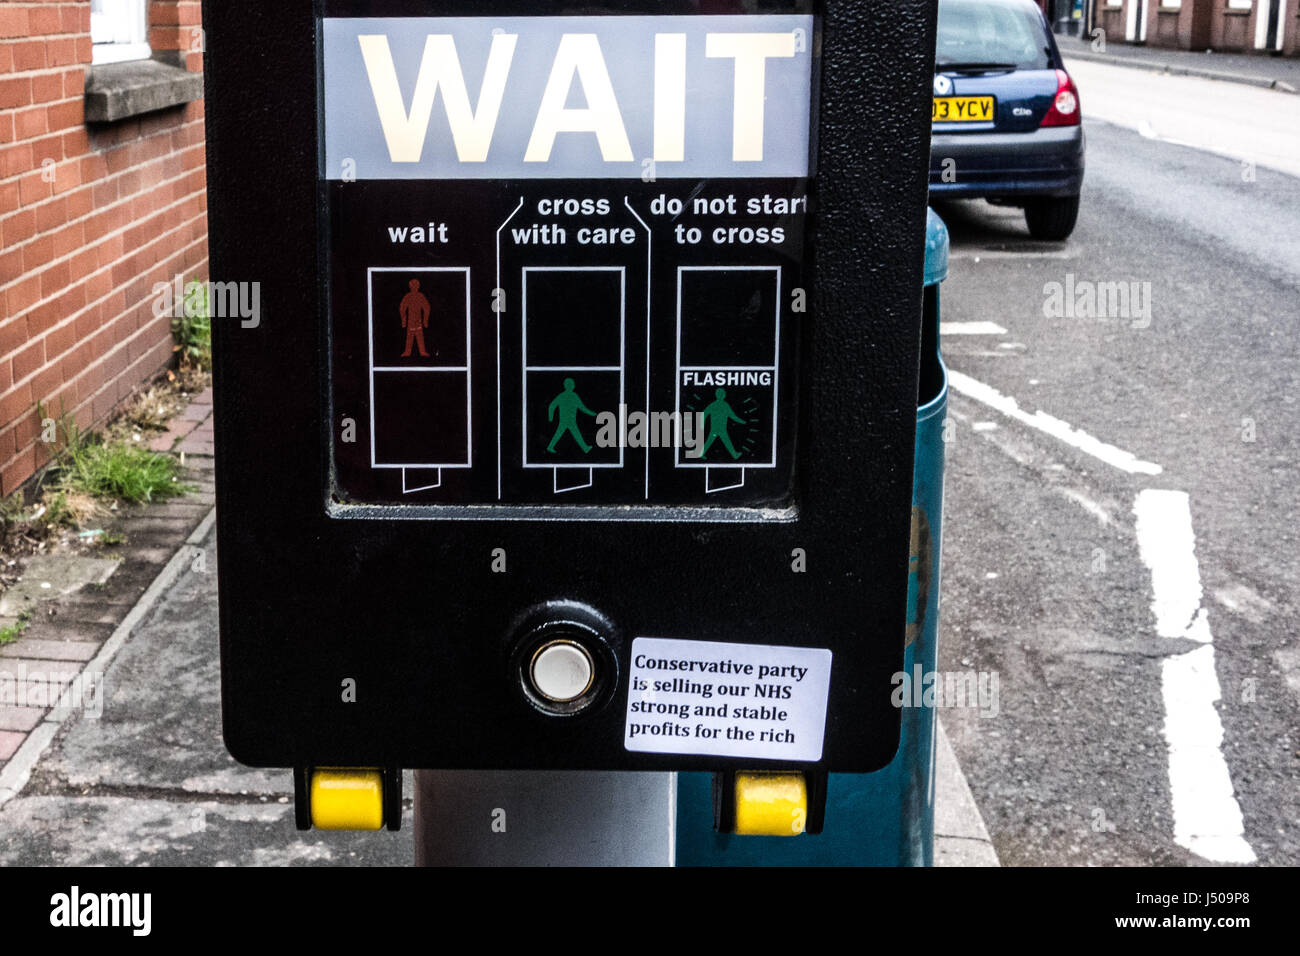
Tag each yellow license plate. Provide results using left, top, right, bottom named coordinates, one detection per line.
left=932, top=96, right=995, bottom=123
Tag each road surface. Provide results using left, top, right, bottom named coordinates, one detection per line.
left=935, top=59, right=1300, bottom=866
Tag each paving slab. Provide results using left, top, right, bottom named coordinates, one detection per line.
left=0, top=731, right=23, bottom=761
left=148, top=418, right=198, bottom=453
left=0, top=640, right=98, bottom=661
left=0, top=556, right=120, bottom=616
left=0, top=706, right=44, bottom=732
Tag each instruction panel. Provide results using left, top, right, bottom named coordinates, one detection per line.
left=624, top=637, right=833, bottom=761
left=322, top=15, right=816, bottom=508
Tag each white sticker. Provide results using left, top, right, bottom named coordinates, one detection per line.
left=624, top=637, right=832, bottom=761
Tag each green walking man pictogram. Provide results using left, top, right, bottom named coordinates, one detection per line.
left=547, top=378, right=596, bottom=454
left=698, top=387, right=746, bottom=461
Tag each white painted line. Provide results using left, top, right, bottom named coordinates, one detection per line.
left=1055, top=487, right=1112, bottom=527
left=949, top=370, right=1163, bottom=476
left=1161, top=647, right=1255, bottom=863
left=1134, top=491, right=1208, bottom=641
left=949, top=249, right=1076, bottom=261
left=940, top=321, right=1007, bottom=335
left=1134, top=490, right=1255, bottom=864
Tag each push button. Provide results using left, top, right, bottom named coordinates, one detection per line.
left=733, top=771, right=808, bottom=836
left=509, top=602, right=618, bottom=717
left=530, top=640, right=595, bottom=702
left=310, top=768, right=385, bottom=830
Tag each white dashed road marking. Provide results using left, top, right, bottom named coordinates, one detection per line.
left=1135, top=489, right=1256, bottom=864
left=948, top=370, right=1164, bottom=476
left=940, top=321, right=1008, bottom=335
left=949, top=364, right=1254, bottom=863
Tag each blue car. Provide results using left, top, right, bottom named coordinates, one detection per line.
left=930, top=0, right=1085, bottom=240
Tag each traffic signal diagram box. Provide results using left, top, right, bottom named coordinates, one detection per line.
left=207, top=1, right=938, bottom=775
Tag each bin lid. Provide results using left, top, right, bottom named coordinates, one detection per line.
left=924, top=207, right=949, bottom=287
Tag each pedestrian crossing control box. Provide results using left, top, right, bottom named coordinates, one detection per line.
left=207, top=0, right=938, bottom=831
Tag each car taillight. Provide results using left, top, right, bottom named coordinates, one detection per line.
left=1040, top=69, right=1080, bottom=127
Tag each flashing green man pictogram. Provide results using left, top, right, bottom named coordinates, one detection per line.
left=547, top=378, right=596, bottom=454
left=699, top=388, right=746, bottom=461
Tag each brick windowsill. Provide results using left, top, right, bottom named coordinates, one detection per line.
left=84, top=58, right=203, bottom=124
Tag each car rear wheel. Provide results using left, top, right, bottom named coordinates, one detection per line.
left=1024, top=195, right=1079, bottom=241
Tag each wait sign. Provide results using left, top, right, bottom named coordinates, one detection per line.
left=321, top=15, right=815, bottom=180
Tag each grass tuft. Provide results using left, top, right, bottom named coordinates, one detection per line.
left=38, top=404, right=192, bottom=514
left=58, top=436, right=190, bottom=505
left=0, top=609, right=34, bottom=646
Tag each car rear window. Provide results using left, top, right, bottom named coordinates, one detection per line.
left=936, top=0, right=1053, bottom=71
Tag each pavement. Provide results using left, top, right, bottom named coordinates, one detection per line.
left=1058, top=35, right=1300, bottom=92
left=1063, top=56, right=1300, bottom=177
left=0, top=392, right=998, bottom=866
left=0, top=387, right=217, bottom=772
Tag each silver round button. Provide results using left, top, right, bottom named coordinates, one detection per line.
left=529, top=641, right=595, bottom=703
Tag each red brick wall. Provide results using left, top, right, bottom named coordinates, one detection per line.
left=1094, top=4, right=1128, bottom=43
left=1211, top=4, right=1255, bottom=50
left=0, top=1, right=207, bottom=495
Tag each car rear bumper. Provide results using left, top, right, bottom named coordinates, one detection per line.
left=929, top=125, right=1084, bottom=200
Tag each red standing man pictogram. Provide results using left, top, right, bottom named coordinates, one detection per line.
left=400, top=279, right=431, bottom=358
